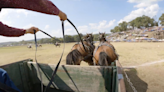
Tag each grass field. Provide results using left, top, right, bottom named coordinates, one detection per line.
left=125, top=63, right=164, bottom=92
left=0, top=42, right=164, bottom=92
left=1, top=42, right=164, bottom=66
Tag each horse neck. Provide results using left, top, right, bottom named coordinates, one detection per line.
left=100, top=38, right=106, bottom=43
left=83, top=41, right=89, bottom=46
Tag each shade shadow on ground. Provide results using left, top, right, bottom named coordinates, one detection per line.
left=124, top=68, right=148, bottom=92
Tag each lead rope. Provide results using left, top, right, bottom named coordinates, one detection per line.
left=34, top=30, right=43, bottom=92
left=33, top=19, right=85, bottom=92
left=67, top=19, right=87, bottom=52
left=44, top=19, right=87, bottom=91
left=43, top=21, right=65, bottom=92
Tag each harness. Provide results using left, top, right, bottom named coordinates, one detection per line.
left=72, top=41, right=94, bottom=55
left=93, top=42, right=119, bottom=60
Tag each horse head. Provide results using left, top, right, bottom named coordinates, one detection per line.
left=99, top=32, right=106, bottom=42
left=83, top=33, right=94, bottom=45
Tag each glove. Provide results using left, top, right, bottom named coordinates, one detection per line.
left=58, top=10, right=67, bottom=21
left=25, top=27, right=39, bottom=34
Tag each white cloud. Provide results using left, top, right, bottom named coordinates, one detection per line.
left=66, top=28, right=73, bottom=32
left=128, top=0, right=162, bottom=4
left=89, top=20, right=116, bottom=30
left=0, top=9, right=31, bottom=26
left=78, top=25, right=89, bottom=33
left=0, top=19, right=116, bottom=43
left=134, top=3, right=151, bottom=8
left=45, top=25, right=50, bottom=29
left=118, top=0, right=160, bottom=23
left=50, top=29, right=63, bottom=37
left=65, top=21, right=71, bottom=27
left=16, top=9, right=29, bottom=16
left=23, top=24, right=35, bottom=29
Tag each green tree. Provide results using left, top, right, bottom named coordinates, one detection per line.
left=93, top=34, right=99, bottom=41
left=129, top=20, right=135, bottom=29
left=73, top=34, right=83, bottom=42
left=159, top=13, right=164, bottom=26
left=119, top=21, right=128, bottom=31
left=114, top=26, right=121, bottom=32
left=65, top=35, right=74, bottom=42
left=110, top=29, right=115, bottom=33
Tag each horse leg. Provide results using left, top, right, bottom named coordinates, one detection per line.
left=83, top=55, right=94, bottom=65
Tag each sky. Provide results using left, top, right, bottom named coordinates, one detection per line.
left=0, top=0, right=164, bottom=43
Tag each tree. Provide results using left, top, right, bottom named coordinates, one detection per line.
left=110, top=29, right=115, bottom=33
left=73, top=34, right=83, bottom=42
left=65, top=35, right=74, bottom=42
left=93, top=34, right=99, bottom=41
left=114, top=26, right=121, bottom=32
left=159, top=13, right=164, bottom=26
left=119, top=21, right=128, bottom=31
left=129, top=20, right=135, bottom=29
left=39, top=39, right=44, bottom=43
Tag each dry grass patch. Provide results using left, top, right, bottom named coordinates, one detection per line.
left=112, top=42, right=164, bottom=66
left=1, top=42, right=164, bottom=66
left=124, top=63, right=164, bottom=92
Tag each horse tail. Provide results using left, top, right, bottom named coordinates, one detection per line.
left=98, top=52, right=111, bottom=66
left=66, top=49, right=82, bottom=65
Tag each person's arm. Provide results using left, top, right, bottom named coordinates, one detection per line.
left=1, top=0, right=59, bottom=15
left=0, top=22, right=39, bottom=37
left=0, top=22, right=25, bottom=37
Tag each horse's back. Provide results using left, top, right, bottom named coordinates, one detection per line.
left=94, top=43, right=117, bottom=65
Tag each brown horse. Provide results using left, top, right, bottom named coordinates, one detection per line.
left=93, top=32, right=118, bottom=66
left=66, top=33, right=95, bottom=65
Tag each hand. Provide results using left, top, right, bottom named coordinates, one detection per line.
left=25, top=27, right=39, bottom=34
left=58, top=10, right=67, bottom=21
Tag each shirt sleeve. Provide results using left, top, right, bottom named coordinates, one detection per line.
left=0, top=0, right=59, bottom=15
left=0, top=22, right=26, bottom=37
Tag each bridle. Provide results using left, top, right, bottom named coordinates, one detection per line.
left=33, top=19, right=87, bottom=92
left=99, top=34, right=106, bottom=42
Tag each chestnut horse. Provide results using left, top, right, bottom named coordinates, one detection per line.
left=66, top=34, right=95, bottom=65
left=93, top=32, right=118, bottom=66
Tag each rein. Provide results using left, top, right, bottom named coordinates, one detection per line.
left=33, top=19, right=86, bottom=92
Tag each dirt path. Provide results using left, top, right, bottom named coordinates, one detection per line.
left=123, top=59, right=164, bottom=69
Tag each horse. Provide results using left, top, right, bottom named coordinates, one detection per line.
left=54, top=42, right=61, bottom=47
left=93, top=32, right=118, bottom=66
left=66, top=33, right=95, bottom=65
left=37, top=44, right=42, bottom=47
left=27, top=45, right=32, bottom=49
